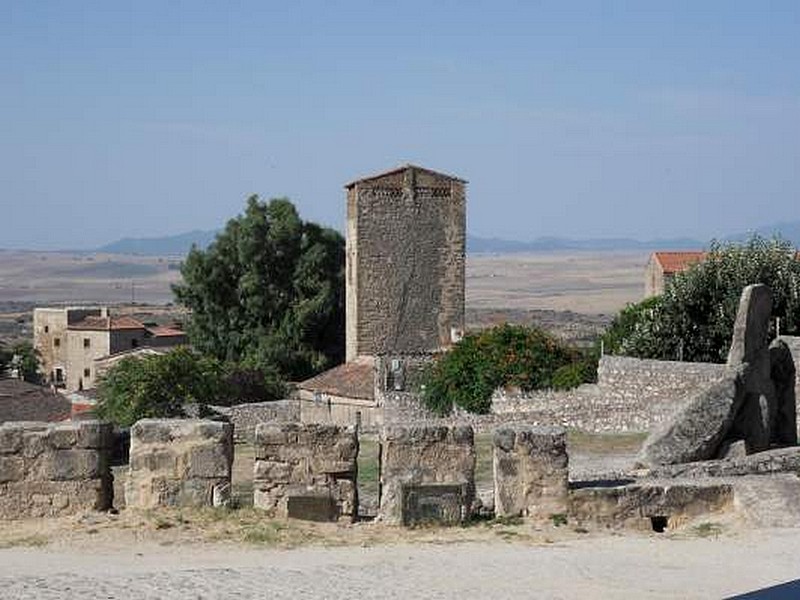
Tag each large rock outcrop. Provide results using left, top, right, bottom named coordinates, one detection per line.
left=640, top=284, right=797, bottom=467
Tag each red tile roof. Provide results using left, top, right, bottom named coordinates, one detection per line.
left=653, top=251, right=707, bottom=275
left=69, top=315, right=146, bottom=331
left=297, top=358, right=375, bottom=401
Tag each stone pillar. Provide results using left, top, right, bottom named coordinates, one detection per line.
left=379, top=424, right=475, bottom=526
left=125, top=419, right=233, bottom=509
left=253, top=423, right=358, bottom=522
left=0, top=420, right=113, bottom=518
left=493, top=425, right=569, bottom=520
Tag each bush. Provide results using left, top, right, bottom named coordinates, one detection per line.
left=421, top=324, right=584, bottom=415
left=96, top=347, right=286, bottom=426
left=602, top=236, right=800, bottom=363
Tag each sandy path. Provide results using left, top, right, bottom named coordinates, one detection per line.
left=2, top=528, right=800, bottom=599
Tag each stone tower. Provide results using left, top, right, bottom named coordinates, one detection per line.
left=345, top=164, right=466, bottom=361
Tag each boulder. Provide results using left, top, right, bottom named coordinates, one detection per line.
left=639, top=368, right=745, bottom=466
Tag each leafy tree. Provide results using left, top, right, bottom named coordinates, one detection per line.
left=96, top=347, right=287, bottom=426
left=11, top=342, right=40, bottom=383
left=97, top=347, right=224, bottom=426
left=172, top=196, right=345, bottom=381
left=603, top=236, right=800, bottom=363
left=421, top=324, right=583, bottom=415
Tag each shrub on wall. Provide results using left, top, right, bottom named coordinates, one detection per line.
left=420, top=324, right=584, bottom=415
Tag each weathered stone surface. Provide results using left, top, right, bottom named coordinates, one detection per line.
left=726, top=284, right=780, bottom=453
left=639, top=368, right=745, bottom=466
left=253, top=422, right=358, bottom=521
left=650, top=445, right=800, bottom=479
left=640, top=285, right=798, bottom=466
left=379, top=424, right=475, bottom=526
left=493, top=425, right=568, bottom=520
left=0, top=421, right=113, bottom=519
left=125, top=419, right=233, bottom=509
left=402, top=484, right=467, bottom=526
left=727, top=284, right=773, bottom=366
left=569, top=481, right=734, bottom=530
left=770, top=339, right=797, bottom=445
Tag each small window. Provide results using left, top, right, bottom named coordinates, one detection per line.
left=44, top=325, right=49, bottom=333
left=53, top=338, right=60, bottom=347
left=83, top=368, right=91, bottom=378
left=83, top=338, right=91, bottom=348
left=131, top=339, right=139, bottom=348
left=55, top=368, right=64, bottom=383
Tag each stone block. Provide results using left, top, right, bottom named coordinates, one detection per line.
left=126, top=418, right=233, bottom=509
left=402, top=483, right=467, bottom=526
left=286, top=494, right=337, bottom=522
left=639, top=368, right=745, bottom=466
left=185, top=444, right=232, bottom=479
left=0, top=422, right=113, bottom=519
left=0, top=425, right=22, bottom=455
left=253, top=422, right=358, bottom=521
left=379, top=424, right=475, bottom=526
left=75, top=421, right=114, bottom=449
left=0, top=456, right=25, bottom=483
left=493, top=425, right=569, bottom=520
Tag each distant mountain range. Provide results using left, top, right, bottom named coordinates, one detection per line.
left=97, top=230, right=219, bottom=255
left=93, top=221, right=800, bottom=256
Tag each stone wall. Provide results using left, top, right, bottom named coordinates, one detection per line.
left=125, top=419, right=233, bottom=509
left=298, top=396, right=382, bottom=432
left=346, top=166, right=465, bottom=360
left=491, top=356, right=730, bottom=433
left=493, top=425, right=568, bottom=520
left=211, top=400, right=299, bottom=443
left=253, top=422, right=358, bottom=521
left=379, top=424, right=475, bottom=525
left=0, top=420, right=113, bottom=518
left=596, top=355, right=729, bottom=396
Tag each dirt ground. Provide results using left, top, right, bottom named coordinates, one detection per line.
left=1, top=509, right=799, bottom=598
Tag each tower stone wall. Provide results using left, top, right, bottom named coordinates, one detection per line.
left=345, top=165, right=465, bottom=361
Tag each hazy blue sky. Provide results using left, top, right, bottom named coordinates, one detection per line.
left=1, top=1, right=798, bottom=249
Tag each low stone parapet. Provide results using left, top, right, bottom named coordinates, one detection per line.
left=253, top=422, right=358, bottom=521
left=0, top=420, right=113, bottom=519
left=125, top=419, right=233, bottom=509
left=493, top=425, right=568, bottom=520
left=379, top=424, right=475, bottom=526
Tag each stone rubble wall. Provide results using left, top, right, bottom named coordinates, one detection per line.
left=379, top=424, right=475, bottom=525
left=490, top=356, right=730, bottom=433
left=253, top=422, right=358, bottom=521
left=211, top=400, right=299, bottom=444
left=125, top=419, right=233, bottom=509
left=0, top=420, right=113, bottom=518
left=493, top=425, right=568, bottom=520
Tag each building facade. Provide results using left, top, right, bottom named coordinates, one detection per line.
left=33, top=307, right=103, bottom=386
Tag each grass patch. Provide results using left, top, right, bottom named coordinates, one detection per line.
left=551, top=513, right=568, bottom=527
left=693, top=522, right=723, bottom=538
left=0, top=534, right=49, bottom=549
